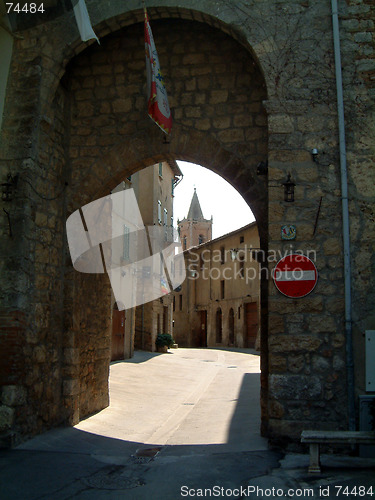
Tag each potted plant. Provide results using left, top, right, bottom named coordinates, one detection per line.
left=155, top=333, right=175, bottom=353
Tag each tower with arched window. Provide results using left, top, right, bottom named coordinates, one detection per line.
left=177, top=188, right=212, bottom=250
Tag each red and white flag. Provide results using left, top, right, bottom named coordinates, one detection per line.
left=144, top=8, right=172, bottom=135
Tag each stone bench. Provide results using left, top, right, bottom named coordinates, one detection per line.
left=301, top=430, right=375, bottom=473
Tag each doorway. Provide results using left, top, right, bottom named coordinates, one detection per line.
left=245, top=302, right=258, bottom=349
left=229, top=308, right=235, bottom=346
left=200, top=310, right=207, bottom=347
left=216, top=308, right=223, bottom=344
left=163, top=306, right=169, bottom=334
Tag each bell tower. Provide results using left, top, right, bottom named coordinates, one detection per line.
left=178, top=188, right=212, bottom=250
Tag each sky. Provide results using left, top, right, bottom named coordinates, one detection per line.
left=173, top=161, right=255, bottom=239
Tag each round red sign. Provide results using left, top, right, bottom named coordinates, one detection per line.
left=273, top=254, right=318, bottom=298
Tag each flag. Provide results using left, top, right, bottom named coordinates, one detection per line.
left=144, top=8, right=172, bottom=135
left=160, top=276, right=169, bottom=295
left=72, top=0, right=99, bottom=43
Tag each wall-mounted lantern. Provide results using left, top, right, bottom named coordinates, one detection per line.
left=282, top=173, right=295, bottom=202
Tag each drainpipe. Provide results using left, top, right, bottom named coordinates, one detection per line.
left=331, top=0, right=355, bottom=431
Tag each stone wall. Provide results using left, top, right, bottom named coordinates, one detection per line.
left=264, top=0, right=375, bottom=440
left=340, top=0, right=375, bottom=400
left=1, top=78, right=69, bottom=443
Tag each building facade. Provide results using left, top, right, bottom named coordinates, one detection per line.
left=132, top=160, right=182, bottom=352
left=173, top=223, right=260, bottom=349
left=109, top=160, right=182, bottom=358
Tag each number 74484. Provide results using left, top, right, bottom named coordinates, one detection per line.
left=6, top=3, right=45, bottom=13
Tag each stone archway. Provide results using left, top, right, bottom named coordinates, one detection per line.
left=1, top=0, right=372, bottom=449
left=0, top=9, right=270, bottom=444
left=63, top=123, right=269, bottom=428
left=60, top=15, right=269, bottom=430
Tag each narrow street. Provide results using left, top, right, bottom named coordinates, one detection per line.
left=78, top=348, right=267, bottom=453
left=9, top=348, right=277, bottom=499
left=3, top=348, right=373, bottom=499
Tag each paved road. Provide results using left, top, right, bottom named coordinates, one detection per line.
left=1, top=348, right=277, bottom=499
left=2, top=348, right=373, bottom=499
left=77, top=347, right=267, bottom=453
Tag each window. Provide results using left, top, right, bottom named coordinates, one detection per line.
left=221, top=280, right=225, bottom=299
left=159, top=162, right=163, bottom=178
left=158, top=200, right=162, bottom=224
left=183, top=236, right=187, bottom=250
left=164, top=208, right=168, bottom=226
left=238, top=306, right=241, bottom=320
left=240, top=236, right=244, bottom=244
left=216, top=308, right=222, bottom=343
left=198, top=234, right=204, bottom=245
left=179, top=294, right=183, bottom=311
left=239, top=254, right=244, bottom=278
left=220, top=246, right=225, bottom=265
left=123, top=224, right=130, bottom=260
left=229, top=308, right=235, bottom=345
left=173, top=296, right=176, bottom=312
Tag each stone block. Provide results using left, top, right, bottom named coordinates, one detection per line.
left=185, top=78, right=196, bottom=91
left=354, top=32, right=373, bottom=43
left=113, top=98, right=132, bottom=113
left=217, top=128, right=244, bottom=143
left=268, top=314, right=284, bottom=334
left=185, top=106, right=201, bottom=118
left=333, top=355, right=345, bottom=371
left=269, top=400, right=285, bottom=419
left=308, top=316, right=337, bottom=334
left=1, top=385, right=26, bottom=406
left=269, top=374, right=322, bottom=400
left=183, top=53, right=205, bottom=65
left=288, top=354, right=305, bottom=374
left=33, top=346, right=46, bottom=364
left=268, top=419, right=306, bottom=440
left=209, top=90, right=228, bottom=104
left=332, top=334, right=345, bottom=348
left=195, top=119, right=211, bottom=131
left=269, top=354, right=287, bottom=372
left=269, top=334, right=322, bottom=353
left=268, top=114, right=294, bottom=134
left=323, top=238, right=342, bottom=255
left=64, top=348, right=80, bottom=365
left=35, top=212, right=48, bottom=227
left=0, top=406, right=14, bottom=431
left=269, top=296, right=323, bottom=314
left=63, top=379, right=79, bottom=396
left=312, top=355, right=331, bottom=373
left=213, top=116, right=231, bottom=129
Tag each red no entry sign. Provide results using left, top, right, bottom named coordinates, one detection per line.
left=273, top=254, right=318, bottom=298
